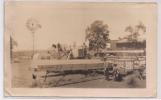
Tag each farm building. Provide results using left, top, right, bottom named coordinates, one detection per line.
left=108, top=40, right=146, bottom=50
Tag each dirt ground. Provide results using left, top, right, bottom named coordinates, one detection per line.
left=12, top=61, right=146, bottom=88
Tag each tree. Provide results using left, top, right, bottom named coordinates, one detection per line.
left=124, top=22, right=146, bottom=49
left=85, top=20, right=110, bottom=54
left=10, top=35, right=18, bottom=61
left=125, top=22, right=146, bottom=42
left=125, top=25, right=134, bottom=41
left=10, top=36, right=18, bottom=49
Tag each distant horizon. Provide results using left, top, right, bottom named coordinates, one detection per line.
left=6, top=2, right=154, bottom=51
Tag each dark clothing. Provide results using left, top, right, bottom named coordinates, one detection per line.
left=114, top=69, right=123, bottom=81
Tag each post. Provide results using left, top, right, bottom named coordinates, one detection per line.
left=32, top=32, right=35, bottom=58
left=10, top=36, right=12, bottom=62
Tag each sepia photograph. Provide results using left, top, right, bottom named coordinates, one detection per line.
left=4, top=1, right=157, bottom=97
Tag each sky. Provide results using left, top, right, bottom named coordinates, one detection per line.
left=5, top=2, right=156, bottom=50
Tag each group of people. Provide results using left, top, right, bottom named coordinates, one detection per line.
left=48, top=43, right=72, bottom=59
left=48, top=43, right=88, bottom=60
left=104, top=62, right=123, bottom=81
left=103, top=61, right=146, bottom=82
left=32, top=42, right=89, bottom=60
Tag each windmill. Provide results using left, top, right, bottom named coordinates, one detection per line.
left=26, top=18, right=41, bottom=58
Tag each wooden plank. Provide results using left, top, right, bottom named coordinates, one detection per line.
left=32, top=59, right=103, bottom=68
left=102, top=50, right=144, bottom=53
